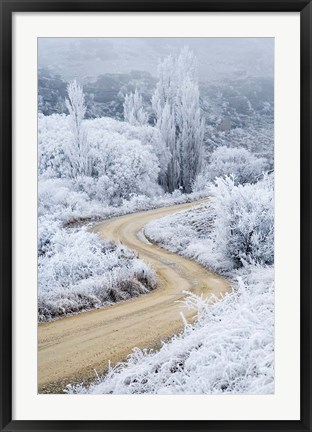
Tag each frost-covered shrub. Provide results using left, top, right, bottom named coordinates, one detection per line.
left=38, top=216, right=62, bottom=258
left=85, top=117, right=171, bottom=183
left=193, top=146, right=267, bottom=191
left=67, top=265, right=274, bottom=395
left=38, top=113, right=71, bottom=178
left=38, top=226, right=156, bottom=321
left=210, top=175, right=274, bottom=268
left=86, top=127, right=161, bottom=202
left=38, top=178, right=94, bottom=221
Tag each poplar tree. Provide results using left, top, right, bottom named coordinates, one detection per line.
left=152, top=47, right=204, bottom=192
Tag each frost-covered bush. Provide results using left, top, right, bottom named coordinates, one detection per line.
left=38, top=216, right=62, bottom=258
left=38, top=226, right=156, bottom=321
left=210, top=175, right=274, bottom=268
left=86, top=127, right=161, bottom=203
left=85, top=117, right=171, bottom=183
left=67, top=265, right=274, bottom=395
left=193, top=146, right=267, bottom=191
left=38, top=113, right=71, bottom=178
left=38, top=178, right=91, bottom=219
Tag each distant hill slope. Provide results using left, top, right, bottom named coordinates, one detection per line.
left=38, top=68, right=156, bottom=119
left=38, top=67, right=273, bottom=127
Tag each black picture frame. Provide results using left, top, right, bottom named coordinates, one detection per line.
left=1, top=0, right=311, bottom=430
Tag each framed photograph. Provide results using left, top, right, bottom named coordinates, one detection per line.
left=1, top=0, right=311, bottom=430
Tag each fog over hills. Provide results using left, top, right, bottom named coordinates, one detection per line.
left=38, top=37, right=274, bottom=83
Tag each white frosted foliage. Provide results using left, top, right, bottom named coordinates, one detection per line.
left=152, top=47, right=205, bottom=193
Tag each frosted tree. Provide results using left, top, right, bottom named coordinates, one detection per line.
left=193, top=146, right=268, bottom=191
left=178, top=77, right=205, bottom=193
left=123, top=89, right=148, bottom=126
left=152, top=47, right=205, bottom=192
left=65, top=80, right=91, bottom=177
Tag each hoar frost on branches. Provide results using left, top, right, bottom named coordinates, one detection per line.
left=123, top=89, right=149, bottom=126
left=65, top=80, right=91, bottom=178
left=152, top=47, right=205, bottom=193
left=209, top=174, right=274, bottom=268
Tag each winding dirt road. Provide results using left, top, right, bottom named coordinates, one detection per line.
left=38, top=199, right=231, bottom=393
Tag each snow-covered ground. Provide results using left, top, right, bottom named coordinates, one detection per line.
left=67, top=175, right=274, bottom=394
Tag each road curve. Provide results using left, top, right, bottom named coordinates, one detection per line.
left=38, top=199, right=231, bottom=393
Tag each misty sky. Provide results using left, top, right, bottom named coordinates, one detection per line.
left=38, top=37, right=274, bottom=83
